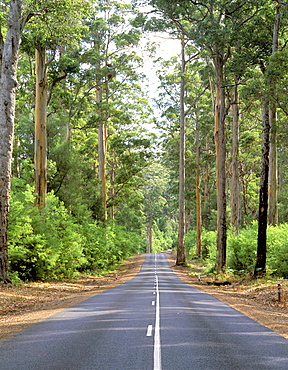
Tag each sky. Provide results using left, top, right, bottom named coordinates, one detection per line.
left=123, top=0, right=181, bottom=85
left=122, top=0, right=181, bottom=126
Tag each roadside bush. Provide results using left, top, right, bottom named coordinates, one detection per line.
left=8, top=186, right=86, bottom=280
left=201, top=229, right=217, bottom=261
left=267, top=224, right=288, bottom=277
left=109, top=225, right=144, bottom=258
left=227, top=223, right=288, bottom=277
left=185, top=229, right=196, bottom=257
left=80, top=223, right=107, bottom=272
left=185, top=228, right=216, bottom=262
left=8, top=186, right=50, bottom=280
left=227, top=223, right=257, bottom=273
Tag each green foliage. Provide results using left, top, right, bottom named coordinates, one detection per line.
left=185, top=229, right=196, bottom=257
left=266, top=224, right=288, bottom=278
left=81, top=222, right=145, bottom=274
left=8, top=185, right=86, bottom=280
left=227, top=223, right=288, bottom=277
left=227, top=224, right=258, bottom=273
left=23, top=0, right=91, bottom=49
left=8, top=182, right=146, bottom=281
left=186, top=228, right=216, bottom=262
left=151, top=222, right=176, bottom=253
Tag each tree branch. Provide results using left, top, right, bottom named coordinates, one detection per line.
left=185, top=85, right=209, bottom=117
left=47, top=72, right=67, bottom=106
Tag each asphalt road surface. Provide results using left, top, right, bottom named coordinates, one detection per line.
left=0, top=253, right=288, bottom=370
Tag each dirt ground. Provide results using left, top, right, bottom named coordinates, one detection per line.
left=1, top=252, right=288, bottom=342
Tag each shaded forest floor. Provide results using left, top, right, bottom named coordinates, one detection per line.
left=1, top=252, right=288, bottom=342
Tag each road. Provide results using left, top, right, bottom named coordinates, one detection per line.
left=0, top=253, right=288, bottom=369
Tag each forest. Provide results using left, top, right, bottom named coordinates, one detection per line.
left=0, top=0, right=288, bottom=284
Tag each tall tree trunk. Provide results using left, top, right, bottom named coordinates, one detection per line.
left=268, top=103, right=278, bottom=225
left=255, top=96, right=270, bottom=276
left=147, top=216, right=153, bottom=253
left=176, top=38, right=186, bottom=265
left=203, top=138, right=211, bottom=230
left=109, top=163, right=115, bottom=219
left=34, top=46, right=48, bottom=208
left=230, top=82, right=240, bottom=234
left=0, top=0, right=23, bottom=283
left=98, top=119, right=107, bottom=218
left=213, top=54, right=227, bottom=273
left=268, top=4, right=281, bottom=226
left=195, top=113, right=202, bottom=257
left=96, top=62, right=107, bottom=221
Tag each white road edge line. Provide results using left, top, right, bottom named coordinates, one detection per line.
left=146, top=325, right=153, bottom=337
left=154, top=272, right=162, bottom=370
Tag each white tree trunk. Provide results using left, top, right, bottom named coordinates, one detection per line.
left=195, top=113, right=202, bottom=257
left=0, top=0, right=23, bottom=283
left=268, top=4, right=281, bottom=226
left=176, top=38, right=186, bottom=265
left=230, top=83, right=240, bottom=234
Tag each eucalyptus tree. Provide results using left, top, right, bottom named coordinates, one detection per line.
left=143, top=0, right=264, bottom=271
left=252, top=2, right=288, bottom=274
left=0, top=0, right=24, bottom=283
left=75, top=0, right=144, bottom=220
left=0, top=0, right=43, bottom=282
left=22, top=0, right=90, bottom=208
left=38, top=1, right=155, bottom=225
left=267, top=1, right=288, bottom=226
left=155, top=43, right=213, bottom=259
left=268, top=2, right=281, bottom=226
left=106, top=91, right=156, bottom=221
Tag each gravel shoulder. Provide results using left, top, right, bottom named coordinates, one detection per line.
left=1, top=252, right=288, bottom=341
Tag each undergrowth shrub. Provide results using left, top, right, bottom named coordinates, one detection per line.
left=227, top=223, right=288, bottom=277
left=227, top=223, right=258, bottom=273
left=267, top=224, right=288, bottom=277
left=8, top=184, right=146, bottom=281
left=8, top=186, right=86, bottom=280
left=186, top=228, right=216, bottom=262
left=181, top=222, right=288, bottom=278
left=185, top=229, right=196, bottom=257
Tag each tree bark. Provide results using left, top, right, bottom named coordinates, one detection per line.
left=254, top=96, right=270, bottom=276
left=34, top=46, right=48, bottom=208
left=213, top=54, right=227, bottom=273
left=230, top=83, right=240, bottom=234
left=268, top=4, right=281, bottom=226
left=268, top=102, right=278, bottom=225
left=195, top=113, right=202, bottom=257
left=96, top=57, right=107, bottom=221
left=176, top=38, right=186, bottom=265
left=0, top=0, right=23, bottom=283
left=203, top=138, right=211, bottom=230
left=98, top=118, right=107, bottom=218
left=147, top=216, right=153, bottom=253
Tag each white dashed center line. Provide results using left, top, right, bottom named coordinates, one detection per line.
left=154, top=265, right=162, bottom=370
